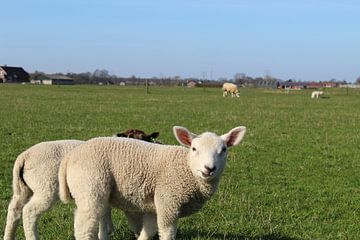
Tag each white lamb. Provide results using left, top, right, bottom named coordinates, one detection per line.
left=311, top=91, right=324, bottom=99
left=3, top=140, right=85, bottom=240
left=4, top=130, right=161, bottom=240
left=59, top=126, right=246, bottom=240
left=222, top=83, right=240, bottom=97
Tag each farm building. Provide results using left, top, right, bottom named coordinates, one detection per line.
left=323, top=82, right=338, bottom=88
left=0, top=66, right=30, bottom=83
left=187, top=80, right=197, bottom=88
left=32, top=75, right=74, bottom=85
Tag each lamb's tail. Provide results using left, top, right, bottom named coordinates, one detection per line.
left=4, top=154, right=32, bottom=240
left=12, top=153, right=31, bottom=197
left=58, top=156, right=72, bottom=203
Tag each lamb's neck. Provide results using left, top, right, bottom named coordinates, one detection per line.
left=196, top=177, right=220, bottom=199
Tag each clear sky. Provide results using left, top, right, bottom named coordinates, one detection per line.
left=1, top=0, right=359, bottom=81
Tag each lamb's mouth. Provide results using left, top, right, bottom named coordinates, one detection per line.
left=199, top=170, right=215, bottom=178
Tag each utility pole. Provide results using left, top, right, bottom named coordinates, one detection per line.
left=202, top=72, right=207, bottom=91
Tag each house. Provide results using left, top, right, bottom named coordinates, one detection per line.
left=148, top=81, right=156, bottom=86
left=187, top=81, right=197, bottom=88
left=0, top=66, right=30, bottom=83
left=305, top=82, right=324, bottom=89
left=33, top=75, right=74, bottom=85
left=323, top=82, right=338, bottom=88
left=277, top=81, right=307, bottom=89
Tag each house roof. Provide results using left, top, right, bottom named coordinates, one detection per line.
left=46, top=75, right=73, bottom=80
left=0, top=66, right=30, bottom=81
left=33, top=74, right=73, bottom=81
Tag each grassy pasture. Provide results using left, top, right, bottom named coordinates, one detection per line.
left=1, top=84, right=360, bottom=239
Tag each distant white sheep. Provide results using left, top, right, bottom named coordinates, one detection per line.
left=222, top=83, right=240, bottom=97
left=59, top=126, right=246, bottom=240
left=311, top=91, right=324, bottom=99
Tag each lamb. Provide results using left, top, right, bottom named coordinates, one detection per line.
left=4, top=140, right=84, bottom=240
left=4, top=129, right=161, bottom=240
left=115, top=129, right=161, bottom=144
left=59, top=126, right=246, bottom=240
left=222, top=83, right=240, bottom=97
left=311, top=91, right=324, bottom=99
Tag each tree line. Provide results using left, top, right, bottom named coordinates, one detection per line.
left=30, top=69, right=350, bottom=87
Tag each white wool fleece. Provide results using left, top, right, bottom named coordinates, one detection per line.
left=4, top=140, right=83, bottom=240
left=59, top=126, right=246, bottom=240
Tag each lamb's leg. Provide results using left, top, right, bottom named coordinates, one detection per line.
left=137, top=213, right=157, bottom=240
left=103, top=207, right=114, bottom=235
left=155, top=193, right=178, bottom=240
left=22, top=194, right=54, bottom=240
left=75, top=203, right=106, bottom=240
left=3, top=192, right=31, bottom=240
left=125, top=211, right=143, bottom=237
left=156, top=218, right=177, bottom=240
left=98, top=207, right=111, bottom=240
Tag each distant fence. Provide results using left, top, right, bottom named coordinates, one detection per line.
left=339, top=84, right=360, bottom=88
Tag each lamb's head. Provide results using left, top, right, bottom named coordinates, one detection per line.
left=116, top=129, right=160, bottom=143
left=173, top=126, right=246, bottom=181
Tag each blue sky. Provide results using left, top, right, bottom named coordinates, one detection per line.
left=1, top=0, right=359, bottom=81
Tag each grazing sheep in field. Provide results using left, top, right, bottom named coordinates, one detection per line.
left=222, top=83, right=240, bottom=97
left=311, top=91, right=324, bottom=99
left=4, top=130, right=161, bottom=240
left=59, top=126, right=246, bottom=240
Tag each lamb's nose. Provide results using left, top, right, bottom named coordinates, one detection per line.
left=205, top=166, right=216, bottom=174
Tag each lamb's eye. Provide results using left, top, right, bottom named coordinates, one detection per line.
left=192, top=147, right=196, bottom=151
left=221, top=147, right=227, bottom=153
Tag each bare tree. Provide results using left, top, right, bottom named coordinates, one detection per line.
left=356, top=76, right=360, bottom=85
left=93, top=69, right=110, bottom=79
left=30, top=70, right=46, bottom=80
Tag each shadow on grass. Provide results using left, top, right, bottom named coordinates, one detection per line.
left=176, top=230, right=298, bottom=240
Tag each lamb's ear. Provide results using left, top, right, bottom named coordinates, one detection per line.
left=173, top=126, right=196, bottom=147
left=221, top=126, right=246, bottom=147
left=148, top=132, right=159, bottom=139
left=116, top=133, right=127, bottom=137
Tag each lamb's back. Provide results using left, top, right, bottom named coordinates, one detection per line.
left=21, top=140, right=83, bottom=192
left=71, top=137, right=190, bottom=211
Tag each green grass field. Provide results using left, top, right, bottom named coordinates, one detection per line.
left=1, top=84, right=360, bottom=239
